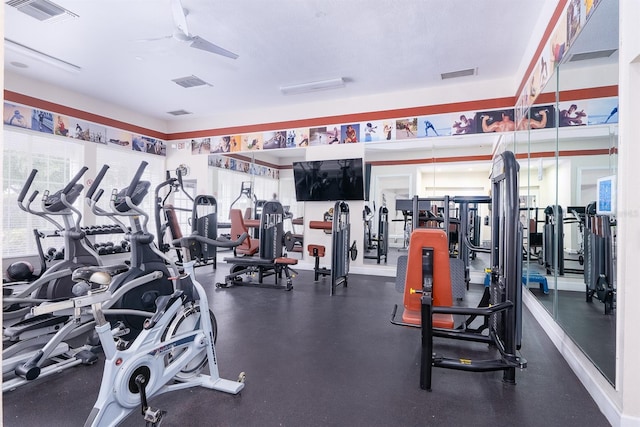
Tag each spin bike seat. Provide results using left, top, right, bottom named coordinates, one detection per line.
left=71, top=264, right=129, bottom=288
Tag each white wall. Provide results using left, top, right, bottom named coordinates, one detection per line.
left=617, top=1, right=640, bottom=424
left=5, top=71, right=167, bottom=134
left=167, top=77, right=518, bottom=133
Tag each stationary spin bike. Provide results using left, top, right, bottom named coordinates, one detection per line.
left=35, top=232, right=249, bottom=426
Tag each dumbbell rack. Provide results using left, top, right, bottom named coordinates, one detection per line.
left=39, top=225, right=132, bottom=261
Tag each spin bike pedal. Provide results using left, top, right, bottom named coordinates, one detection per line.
left=144, top=407, right=167, bottom=426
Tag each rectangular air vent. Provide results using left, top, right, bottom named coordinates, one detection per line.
left=171, top=75, right=211, bottom=88
left=6, top=0, right=78, bottom=22
left=441, top=68, right=477, bottom=80
left=167, top=109, right=193, bottom=116
left=569, top=49, right=617, bottom=62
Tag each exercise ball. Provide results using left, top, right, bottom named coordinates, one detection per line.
left=6, top=260, right=34, bottom=281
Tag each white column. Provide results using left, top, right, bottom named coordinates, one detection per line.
left=616, top=0, right=640, bottom=425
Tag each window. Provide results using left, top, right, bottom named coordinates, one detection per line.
left=3, top=129, right=84, bottom=258
left=170, top=178, right=197, bottom=234
left=216, top=169, right=279, bottom=222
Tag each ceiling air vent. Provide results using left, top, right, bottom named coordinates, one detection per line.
left=569, top=49, right=617, bottom=62
left=441, top=68, right=477, bottom=80
left=167, top=109, right=193, bottom=116
left=6, top=0, right=78, bottom=22
left=171, top=75, right=211, bottom=88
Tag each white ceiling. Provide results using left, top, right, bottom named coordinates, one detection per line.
left=4, top=0, right=553, bottom=123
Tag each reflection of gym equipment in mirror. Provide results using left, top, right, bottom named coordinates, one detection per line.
left=394, top=195, right=488, bottom=299
left=391, top=151, right=526, bottom=390
left=539, top=205, right=591, bottom=277
left=363, top=202, right=388, bottom=264
left=583, top=202, right=616, bottom=315
left=308, top=201, right=356, bottom=296
left=219, top=201, right=298, bottom=290
left=452, top=196, right=492, bottom=289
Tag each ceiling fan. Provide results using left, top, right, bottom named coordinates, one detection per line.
left=142, top=0, right=238, bottom=60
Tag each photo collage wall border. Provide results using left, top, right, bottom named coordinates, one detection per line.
left=3, top=101, right=166, bottom=157
left=181, top=96, right=618, bottom=159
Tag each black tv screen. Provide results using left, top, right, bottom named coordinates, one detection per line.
left=293, top=158, right=365, bottom=202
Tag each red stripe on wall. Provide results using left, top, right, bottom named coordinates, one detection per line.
left=167, top=97, right=516, bottom=140
left=6, top=85, right=618, bottom=144
left=516, top=149, right=610, bottom=160
left=4, top=90, right=169, bottom=140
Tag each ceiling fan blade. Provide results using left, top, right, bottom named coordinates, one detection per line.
left=134, top=35, right=173, bottom=43
left=170, top=0, right=190, bottom=37
left=189, top=36, right=239, bottom=59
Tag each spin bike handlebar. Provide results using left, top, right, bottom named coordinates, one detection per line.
left=87, top=164, right=110, bottom=200
left=127, top=161, right=148, bottom=198
left=173, top=232, right=249, bottom=249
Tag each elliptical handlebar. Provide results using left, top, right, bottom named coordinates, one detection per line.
left=18, top=169, right=38, bottom=204
left=61, top=166, right=89, bottom=195
left=94, top=189, right=105, bottom=204
left=28, top=190, right=40, bottom=205
left=126, top=161, right=148, bottom=198
left=87, top=165, right=110, bottom=200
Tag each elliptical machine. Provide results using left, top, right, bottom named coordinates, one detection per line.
left=3, top=166, right=102, bottom=327
left=86, top=161, right=176, bottom=339
left=1, top=162, right=175, bottom=391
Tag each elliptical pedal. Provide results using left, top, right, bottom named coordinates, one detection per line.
left=4, top=314, right=70, bottom=340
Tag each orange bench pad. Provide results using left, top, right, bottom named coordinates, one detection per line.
left=402, top=228, right=454, bottom=329
left=309, top=220, right=332, bottom=230
left=307, top=244, right=326, bottom=257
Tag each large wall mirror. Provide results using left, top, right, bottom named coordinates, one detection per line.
left=520, top=0, right=619, bottom=386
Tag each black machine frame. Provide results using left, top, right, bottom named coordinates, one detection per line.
left=416, top=151, right=526, bottom=390
left=219, top=200, right=298, bottom=291
left=154, top=170, right=219, bottom=269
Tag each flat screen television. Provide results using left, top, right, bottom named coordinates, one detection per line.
left=293, top=158, right=365, bottom=202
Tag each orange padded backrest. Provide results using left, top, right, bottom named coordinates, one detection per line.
left=230, top=209, right=259, bottom=255
left=402, top=228, right=454, bottom=329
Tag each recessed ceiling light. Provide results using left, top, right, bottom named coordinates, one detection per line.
left=5, top=38, right=81, bottom=73
left=280, top=78, right=345, bottom=95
